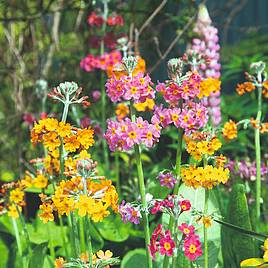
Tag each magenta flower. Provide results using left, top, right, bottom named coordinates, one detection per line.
left=179, top=199, right=191, bottom=212
left=184, top=234, right=203, bottom=261
left=92, top=90, right=101, bottom=102
left=159, top=230, right=175, bottom=257
left=178, top=223, right=195, bottom=237
left=157, top=172, right=176, bottom=189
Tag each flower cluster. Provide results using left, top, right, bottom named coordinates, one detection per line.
left=152, top=101, right=208, bottom=135
left=236, top=82, right=256, bottom=96
left=157, top=172, right=177, bottom=189
left=155, top=72, right=201, bottom=105
left=198, top=77, right=221, bottom=98
left=226, top=159, right=268, bottom=182
left=31, top=118, right=94, bottom=153
left=106, top=72, right=154, bottom=103
left=184, top=135, right=222, bottom=161
left=190, top=4, right=222, bottom=126
left=88, top=12, right=124, bottom=27
left=222, top=120, right=238, bottom=140
left=104, top=117, right=161, bottom=151
left=118, top=200, right=142, bottom=224
left=54, top=249, right=120, bottom=268
left=80, top=50, right=122, bottom=73
left=178, top=223, right=203, bottom=261
left=181, top=165, right=229, bottom=189
left=39, top=176, right=118, bottom=223
left=149, top=224, right=175, bottom=259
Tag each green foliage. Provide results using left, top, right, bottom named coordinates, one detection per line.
left=222, top=184, right=255, bottom=268
left=121, top=248, right=147, bottom=268
left=28, top=243, right=48, bottom=268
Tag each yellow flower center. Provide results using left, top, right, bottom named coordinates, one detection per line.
left=128, top=131, right=137, bottom=139
left=164, top=242, right=171, bottom=250
left=184, top=228, right=190, bottom=234
left=189, top=244, right=197, bottom=253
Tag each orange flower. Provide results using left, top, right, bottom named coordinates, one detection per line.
left=115, top=103, right=129, bottom=121
left=222, top=120, right=237, bottom=140
left=236, top=82, right=255, bottom=95
left=54, top=257, right=65, bottom=268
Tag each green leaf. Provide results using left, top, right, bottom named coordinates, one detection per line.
left=240, top=258, right=266, bottom=267
left=88, top=222, right=104, bottom=251
left=28, top=242, right=48, bottom=268
left=121, top=249, right=147, bottom=268
left=0, top=238, right=9, bottom=267
left=95, top=214, right=130, bottom=242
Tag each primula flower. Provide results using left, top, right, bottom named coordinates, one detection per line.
left=178, top=223, right=195, bottom=236
left=179, top=199, right=191, bottom=212
left=54, top=257, right=65, bottom=268
left=119, top=200, right=142, bottom=224
left=202, top=216, right=212, bottom=228
left=222, top=120, right=237, bottom=140
left=10, top=188, right=24, bottom=204
left=157, top=172, right=176, bottom=189
left=184, top=234, right=203, bottom=261
left=87, top=12, right=104, bottom=27
left=236, top=82, right=255, bottom=95
left=159, top=230, right=175, bottom=257
left=107, top=14, right=124, bottom=26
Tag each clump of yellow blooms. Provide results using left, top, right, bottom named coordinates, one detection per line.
left=39, top=177, right=118, bottom=223
left=134, top=98, right=155, bottom=112
left=115, top=103, right=129, bottom=121
left=31, top=118, right=94, bottom=153
left=222, top=120, right=238, bottom=140
left=198, top=77, right=221, bottom=99
left=181, top=165, right=229, bottom=189
left=184, top=135, right=222, bottom=161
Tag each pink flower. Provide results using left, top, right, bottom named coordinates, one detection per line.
left=92, top=90, right=101, bottom=102
left=159, top=230, right=175, bottom=256
left=23, top=113, right=35, bottom=125
left=179, top=199, right=191, bottom=212
left=107, top=14, right=124, bottom=26
left=80, top=117, right=91, bottom=128
left=184, top=234, right=203, bottom=261
left=87, top=12, right=104, bottom=27
left=119, top=200, right=141, bottom=224
left=157, top=172, right=176, bottom=189
left=178, top=223, right=195, bottom=237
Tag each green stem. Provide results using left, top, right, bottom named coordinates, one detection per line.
left=17, top=207, right=32, bottom=256
left=203, top=189, right=209, bottom=268
left=68, top=214, right=78, bottom=258
left=61, top=101, right=70, bottom=123
left=59, top=216, right=69, bottom=258
left=11, top=218, right=23, bottom=258
left=47, top=223, right=55, bottom=260
left=115, top=151, right=120, bottom=196
left=134, top=144, right=153, bottom=268
left=79, top=217, right=86, bottom=253
left=255, top=84, right=262, bottom=225
left=84, top=216, right=93, bottom=267
left=163, top=128, right=183, bottom=268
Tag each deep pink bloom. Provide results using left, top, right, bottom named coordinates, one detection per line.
left=107, top=14, right=124, bottom=26
left=119, top=200, right=141, bottom=225
left=159, top=230, right=175, bottom=256
left=178, top=223, right=195, bottom=237
left=87, top=12, right=104, bottom=27
left=80, top=117, right=91, bottom=128
left=184, top=234, right=203, bottom=261
left=179, top=199, right=191, bottom=212
left=23, top=113, right=35, bottom=125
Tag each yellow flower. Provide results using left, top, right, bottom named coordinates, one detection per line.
left=97, top=249, right=113, bottom=260
left=202, top=216, right=212, bottom=228
left=57, top=122, right=71, bottom=137
left=80, top=252, right=89, bottom=263
left=198, top=78, right=221, bottom=98
left=20, top=174, right=33, bottom=188
left=64, top=135, right=80, bottom=152
left=8, top=204, right=21, bottom=219
left=222, top=120, right=237, bottom=140
left=54, top=257, right=65, bottom=268
left=43, top=132, right=61, bottom=151
left=10, top=188, right=24, bottom=204
left=34, top=174, right=48, bottom=189
left=39, top=203, right=54, bottom=223
left=76, top=195, right=94, bottom=217
left=77, top=128, right=95, bottom=149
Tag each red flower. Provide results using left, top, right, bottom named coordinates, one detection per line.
left=178, top=223, right=195, bottom=237
left=179, top=199, right=191, bottom=212
left=107, top=14, right=124, bottom=26
left=159, top=230, right=175, bottom=256
left=87, top=12, right=104, bottom=27
left=184, top=234, right=203, bottom=261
